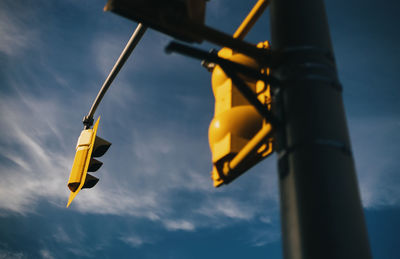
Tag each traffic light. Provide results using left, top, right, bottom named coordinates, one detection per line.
left=208, top=41, right=274, bottom=187
left=104, top=0, right=206, bottom=43
left=67, top=117, right=111, bottom=207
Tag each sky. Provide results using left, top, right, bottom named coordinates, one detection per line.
left=0, top=0, right=399, bottom=258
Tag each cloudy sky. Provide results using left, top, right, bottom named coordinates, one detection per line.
left=0, top=0, right=399, bottom=258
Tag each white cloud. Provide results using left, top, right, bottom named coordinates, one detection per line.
left=0, top=92, right=73, bottom=214
left=259, top=216, right=272, bottom=224
left=66, top=248, right=93, bottom=258
left=349, top=116, right=400, bottom=208
left=0, top=1, right=39, bottom=56
left=120, top=235, right=152, bottom=248
left=121, top=236, right=144, bottom=247
left=198, top=198, right=255, bottom=220
left=53, top=226, right=72, bottom=244
left=164, top=220, right=195, bottom=231
left=71, top=187, right=160, bottom=219
left=0, top=249, right=24, bottom=259
left=249, top=230, right=280, bottom=247
left=39, top=249, right=54, bottom=259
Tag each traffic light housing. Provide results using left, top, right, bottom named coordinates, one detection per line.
left=208, top=42, right=274, bottom=187
left=67, top=117, right=111, bottom=207
left=104, top=0, right=206, bottom=43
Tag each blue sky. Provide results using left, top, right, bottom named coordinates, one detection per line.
left=0, top=0, right=399, bottom=258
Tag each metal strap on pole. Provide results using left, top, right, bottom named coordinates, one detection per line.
left=83, top=23, right=147, bottom=129
left=270, top=0, right=372, bottom=258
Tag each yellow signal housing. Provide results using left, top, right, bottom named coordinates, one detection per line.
left=67, top=129, right=94, bottom=193
left=67, top=117, right=110, bottom=207
left=208, top=42, right=273, bottom=187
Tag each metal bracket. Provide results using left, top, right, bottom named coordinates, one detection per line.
left=272, top=46, right=342, bottom=91
left=165, top=41, right=280, bottom=126
left=277, top=138, right=353, bottom=179
left=82, top=115, right=94, bottom=130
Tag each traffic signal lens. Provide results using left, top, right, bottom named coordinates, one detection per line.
left=92, top=136, right=111, bottom=157
left=209, top=106, right=262, bottom=144
left=88, top=159, right=103, bottom=172
left=68, top=183, right=79, bottom=192
left=82, top=174, right=99, bottom=189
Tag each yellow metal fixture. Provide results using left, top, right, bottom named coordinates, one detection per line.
left=67, top=117, right=111, bottom=207
left=208, top=42, right=273, bottom=187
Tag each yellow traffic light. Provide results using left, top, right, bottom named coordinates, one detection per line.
left=67, top=117, right=111, bottom=207
left=208, top=42, right=273, bottom=187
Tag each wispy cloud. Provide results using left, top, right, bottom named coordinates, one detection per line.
left=39, top=249, right=55, bottom=259
left=0, top=249, right=24, bottom=259
left=53, top=226, right=72, bottom=244
left=349, top=116, right=400, bottom=208
left=0, top=92, right=73, bottom=214
left=120, top=235, right=148, bottom=248
left=197, top=198, right=256, bottom=221
left=163, top=220, right=195, bottom=231
left=248, top=229, right=281, bottom=247
left=0, top=243, right=24, bottom=259
left=259, top=216, right=272, bottom=224
left=0, top=1, right=40, bottom=56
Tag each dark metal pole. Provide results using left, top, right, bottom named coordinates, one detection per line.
left=269, top=0, right=372, bottom=258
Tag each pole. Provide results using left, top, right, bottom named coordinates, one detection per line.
left=269, top=0, right=372, bottom=258
left=83, top=23, right=147, bottom=129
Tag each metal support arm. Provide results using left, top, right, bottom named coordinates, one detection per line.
left=83, top=23, right=147, bottom=129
